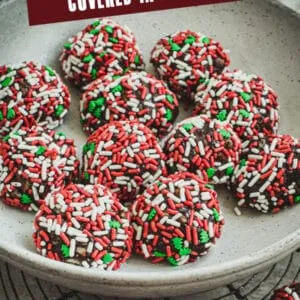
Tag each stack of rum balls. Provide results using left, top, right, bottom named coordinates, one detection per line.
left=0, top=18, right=298, bottom=272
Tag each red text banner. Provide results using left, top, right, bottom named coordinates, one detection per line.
left=26, top=0, right=238, bottom=26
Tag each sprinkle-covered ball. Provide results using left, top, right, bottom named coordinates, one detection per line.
left=60, top=19, right=145, bottom=88
left=164, top=116, right=242, bottom=184
left=82, top=120, right=167, bottom=202
left=80, top=71, right=179, bottom=137
left=0, top=61, right=71, bottom=137
left=231, top=135, right=300, bottom=214
left=270, top=283, right=300, bottom=300
left=193, top=70, right=279, bottom=142
left=151, top=30, right=230, bottom=101
left=131, top=172, right=224, bottom=266
left=0, top=127, right=80, bottom=211
left=33, top=184, right=133, bottom=270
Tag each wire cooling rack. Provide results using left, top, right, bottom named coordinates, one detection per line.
left=0, top=249, right=299, bottom=300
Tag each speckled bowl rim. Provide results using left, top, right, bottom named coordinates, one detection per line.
left=0, top=228, right=299, bottom=287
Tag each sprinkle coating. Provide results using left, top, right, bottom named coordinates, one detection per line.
left=164, top=116, right=242, bottom=184
left=271, top=282, right=300, bottom=300
left=131, top=172, right=224, bottom=266
left=0, top=61, right=71, bottom=137
left=231, top=134, right=300, bottom=214
left=193, top=70, right=279, bottom=141
left=33, top=184, right=133, bottom=270
left=60, top=19, right=145, bottom=88
left=0, top=127, right=79, bottom=211
left=80, top=71, right=179, bottom=137
left=151, top=30, right=230, bottom=101
left=82, top=120, right=167, bottom=202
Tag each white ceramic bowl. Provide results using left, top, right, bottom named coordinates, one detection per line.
left=0, top=0, right=299, bottom=297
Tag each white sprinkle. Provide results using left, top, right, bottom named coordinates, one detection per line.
left=234, top=207, right=242, bottom=216
left=141, top=244, right=150, bottom=258
left=69, top=239, right=76, bottom=257
left=201, top=192, right=211, bottom=201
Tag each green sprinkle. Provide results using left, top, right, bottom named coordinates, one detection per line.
left=64, top=42, right=72, bottom=50
left=219, top=129, right=231, bottom=139
left=0, top=111, right=3, bottom=121
left=199, top=230, right=210, bottom=244
left=239, top=109, right=250, bottom=118
left=61, top=244, right=70, bottom=258
left=0, top=77, right=13, bottom=87
left=134, top=55, right=140, bottom=64
left=240, top=92, right=252, bottom=102
left=92, top=20, right=101, bottom=27
left=93, top=107, right=102, bottom=119
left=182, top=123, right=194, bottom=132
left=165, top=108, right=173, bottom=121
left=55, top=105, right=64, bottom=117
left=171, top=43, right=181, bottom=51
left=168, top=39, right=181, bottom=51
left=109, top=220, right=121, bottom=229
left=172, top=237, right=183, bottom=250
left=95, top=97, right=105, bottom=106
left=225, top=167, right=234, bottom=176
left=148, top=208, right=157, bottom=221
left=167, top=256, right=178, bottom=266
left=83, top=54, right=93, bottom=63
left=184, top=35, right=196, bottom=45
left=179, top=247, right=191, bottom=256
left=201, top=36, right=211, bottom=44
left=166, top=94, right=174, bottom=103
left=45, top=66, right=55, bottom=77
left=99, top=51, right=107, bottom=58
left=170, top=165, right=177, bottom=173
left=57, top=132, right=66, bottom=138
left=83, top=142, right=96, bottom=154
left=109, top=37, right=118, bottom=43
left=7, top=108, right=15, bottom=120
left=84, top=172, right=90, bottom=181
left=2, top=135, right=10, bottom=142
left=154, top=251, right=166, bottom=257
left=157, top=182, right=162, bottom=187
left=112, top=84, right=123, bottom=94
left=105, top=25, right=114, bottom=34
left=88, top=101, right=97, bottom=113
left=89, top=97, right=105, bottom=114
left=295, top=196, right=300, bottom=203
left=90, top=29, right=100, bottom=35
left=239, top=159, right=247, bottom=168
left=123, top=67, right=130, bottom=74
left=91, top=68, right=97, bottom=80
left=102, top=253, right=113, bottom=264
left=217, top=110, right=227, bottom=121
left=36, top=146, right=46, bottom=156
left=206, top=168, right=215, bottom=179
left=112, top=75, right=122, bottom=80
left=20, top=193, right=32, bottom=204
left=83, top=144, right=89, bottom=154
left=89, top=143, right=96, bottom=154
left=212, top=208, right=220, bottom=222
left=199, top=77, right=206, bottom=84
left=205, top=184, right=215, bottom=190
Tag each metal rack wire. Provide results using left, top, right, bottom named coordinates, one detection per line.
left=0, top=250, right=299, bottom=300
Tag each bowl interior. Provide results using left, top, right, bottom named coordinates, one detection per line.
left=0, top=0, right=299, bottom=292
